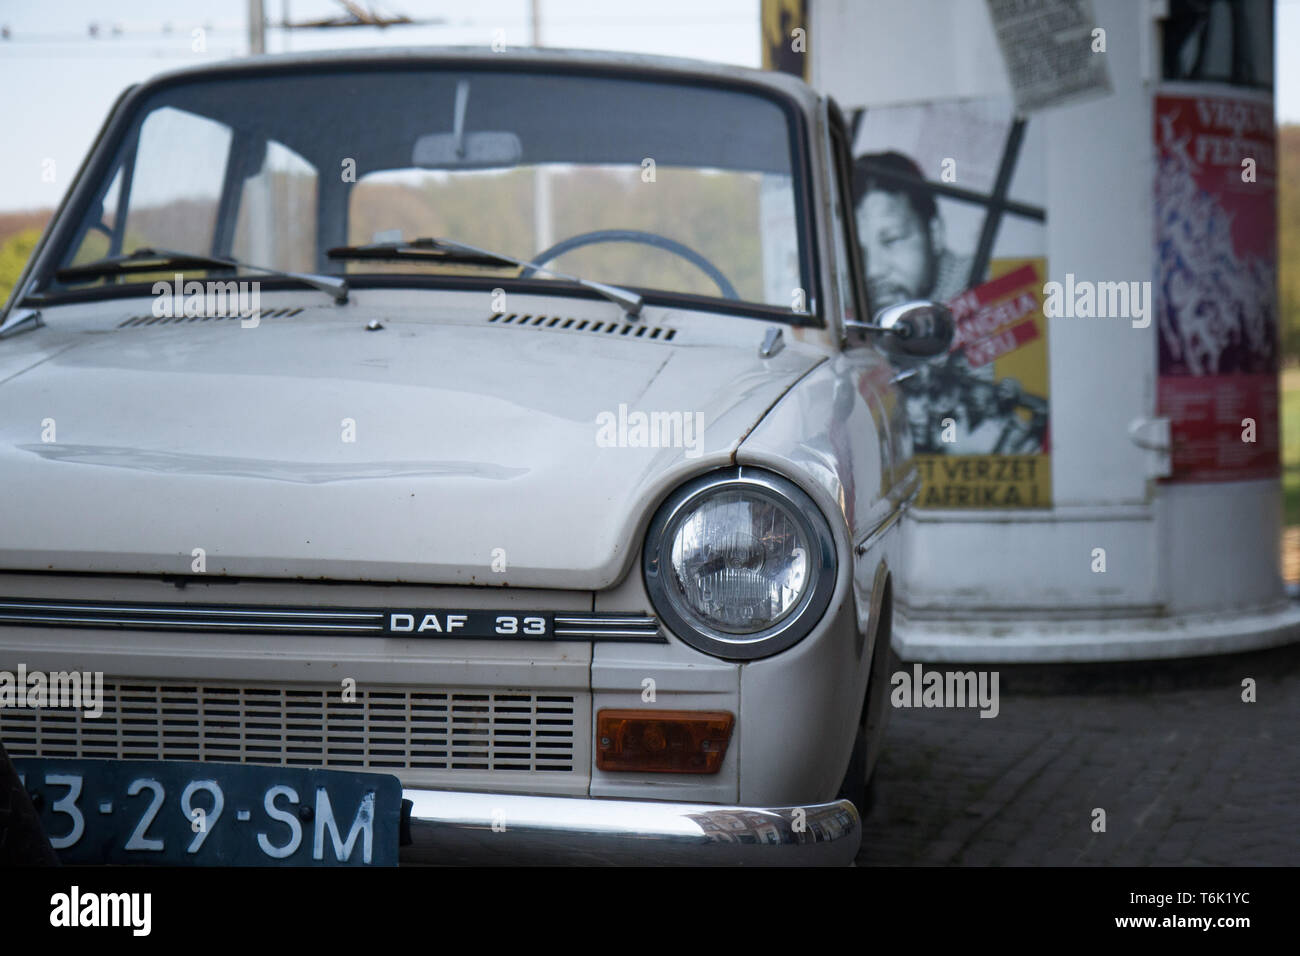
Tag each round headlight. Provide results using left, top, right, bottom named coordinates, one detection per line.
left=643, top=468, right=837, bottom=660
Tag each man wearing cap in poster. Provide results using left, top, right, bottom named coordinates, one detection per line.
left=851, top=150, right=992, bottom=453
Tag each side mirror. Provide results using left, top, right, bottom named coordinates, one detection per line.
left=872, top=300, right=955, bottom=360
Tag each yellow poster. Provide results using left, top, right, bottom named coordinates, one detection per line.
left=913, top=257, right=1051, bottom=508
left=761, top=0, right=808, bottom=81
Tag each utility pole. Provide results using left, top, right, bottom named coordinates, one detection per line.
left=249, top=0, right=265, bottom=53
left=246, top=0, right=271, bottom=263
left=531, top=0, right=553, bottom=258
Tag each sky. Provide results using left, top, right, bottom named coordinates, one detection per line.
left=0, top=0, right=760, bottom=212
left=0, top=0, right=1295, bottom=213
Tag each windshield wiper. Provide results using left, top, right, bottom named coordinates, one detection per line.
left=54, top=247, right=348, bottom=303
left=327, top=236, right=643, bottom=318
left=326, top=238, right=510, bottom=269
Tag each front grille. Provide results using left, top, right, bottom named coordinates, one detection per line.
left=0, top=679, right=578, bottom=774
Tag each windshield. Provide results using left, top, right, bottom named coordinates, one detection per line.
left=38, top=65, right=813, bottom=317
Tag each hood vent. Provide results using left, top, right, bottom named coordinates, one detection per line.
left=118, top=306, right=305, bottom=329
left=488, top=312, right=677, bottom=341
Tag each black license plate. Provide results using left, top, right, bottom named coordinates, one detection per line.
left=14, top=757, right=402, bottom=866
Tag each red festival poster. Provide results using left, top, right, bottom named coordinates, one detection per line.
left=1154, top=89, right=1278, bottom=482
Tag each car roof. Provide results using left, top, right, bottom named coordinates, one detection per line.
left=129, top=45, right=823, bottom=113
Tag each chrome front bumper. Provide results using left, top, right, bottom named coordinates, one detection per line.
left=400, top=789, right=861, bottom=866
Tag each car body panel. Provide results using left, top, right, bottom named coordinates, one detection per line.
left=0, top=291, right=823, bottom=589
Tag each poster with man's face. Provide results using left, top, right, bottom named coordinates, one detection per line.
left=850, top=96, right=1052, bottom=509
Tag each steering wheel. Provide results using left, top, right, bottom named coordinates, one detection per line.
left=520, top=229, right=740, bottom=301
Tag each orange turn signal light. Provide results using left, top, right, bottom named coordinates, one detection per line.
left=596, top=709, right=735, bottom=774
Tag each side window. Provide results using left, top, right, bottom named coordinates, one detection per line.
left=67, top=165, right=123, bottom=266
left=122, top=106, right=232, bottom=256
left=1162, top=0, right=1272, bottom=88
left=232, top=140, right=318, bottom=272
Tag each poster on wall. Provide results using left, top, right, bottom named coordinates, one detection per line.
left=850, top=97, right=1051, bottom=508
left=985, top=0, right=1111, bottom=113
left=1154, top=89, right=1278, bottom=482
left=760, top=0, right=808, bottom=81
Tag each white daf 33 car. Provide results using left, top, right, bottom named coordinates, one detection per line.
left=0, top=48, right=951, bottom=866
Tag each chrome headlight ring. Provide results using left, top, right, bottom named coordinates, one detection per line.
left=642, top=467, right=838, bottom=661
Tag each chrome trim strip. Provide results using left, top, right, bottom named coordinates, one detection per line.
left=0, top=614, right=384, bottom=631
left=401, top=789, right=860, bottom=866
left=554, top=616, right=660, bottom=640
left=0, top=599, right=662, bottom=641
left=854, top=503, right=906, bottom=556
left=554, top=616, right=657, bottom=626
left=0, top=600, right=380, bottom=619
left=553, top=630, right=660, bottom=639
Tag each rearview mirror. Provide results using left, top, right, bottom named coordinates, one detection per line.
left=875, top=300, right=955, bottom=360
left=412, top=78, right=523, bottom=169
left=412, top=131, right=523, bottom=169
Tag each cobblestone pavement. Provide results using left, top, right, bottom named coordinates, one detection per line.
left=856, top=642, right=1300, bottom=866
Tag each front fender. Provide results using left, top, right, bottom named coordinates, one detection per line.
left=733, top=350, right=911, bottom=804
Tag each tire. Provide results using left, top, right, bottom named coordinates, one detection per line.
left=837, top=582, right=896, bottom=819
left=0, top=741, right=59, bottom=866
left=836, top=716, right=871, bottom=817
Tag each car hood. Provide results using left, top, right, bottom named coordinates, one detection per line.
left=0, top=306, right=822, bottom=588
